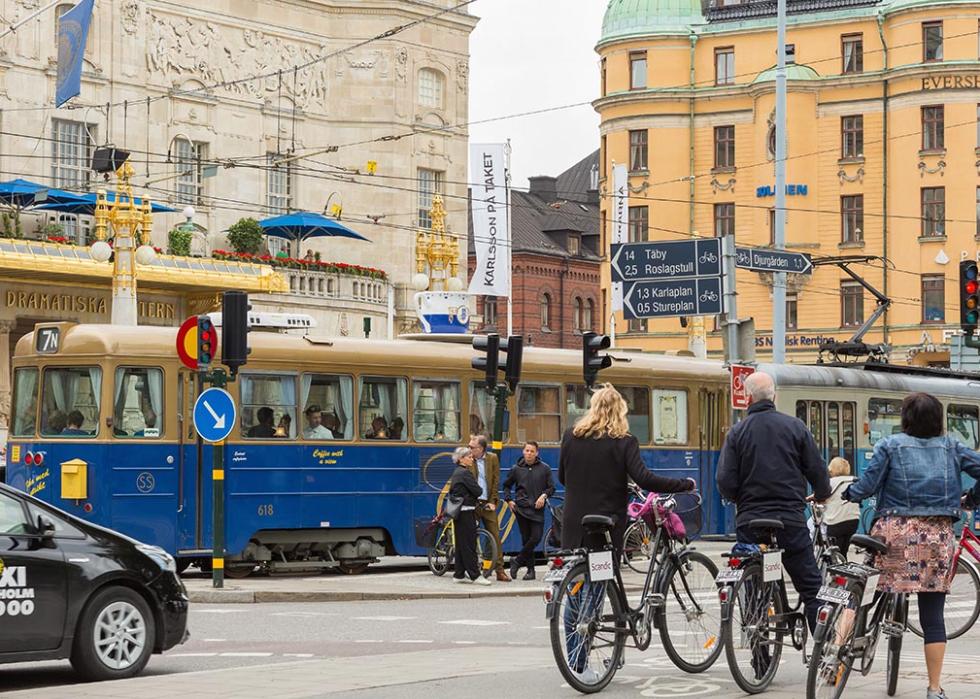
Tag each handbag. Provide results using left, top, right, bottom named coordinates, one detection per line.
left=444, top=494, right=464, bottom=520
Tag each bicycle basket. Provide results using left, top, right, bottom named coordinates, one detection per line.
left=414, top=515, right=443, bottom=548
left=672, top=492, right=703, bottom=540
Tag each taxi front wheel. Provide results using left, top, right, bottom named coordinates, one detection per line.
left=70, top=586, right=156, bottom=681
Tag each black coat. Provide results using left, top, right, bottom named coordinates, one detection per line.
left=449, top=465, right=482, bottom=508
left=717, top=399, right=832, bottom=528
left=502, top=458, right=556, bottom=522
left=558, top=430, right=693, bottom=550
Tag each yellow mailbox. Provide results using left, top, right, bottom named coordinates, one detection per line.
left=61, top=458, right=88, bottom=500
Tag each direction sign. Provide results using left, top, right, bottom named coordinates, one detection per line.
left=193, top=387, right=236, bottom=443
left=735, top=246, right=812, bottom=275
left=623, top=277, right=723, bottom=320
left=611, top=238, right=721, bottom=283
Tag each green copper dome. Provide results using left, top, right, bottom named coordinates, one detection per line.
left=600, top=0, right=703, bottom=44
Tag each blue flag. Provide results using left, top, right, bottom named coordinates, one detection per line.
left=55, top=0, right=95, bottom=108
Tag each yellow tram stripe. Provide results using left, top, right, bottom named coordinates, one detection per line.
left=212, top=469, right=224, bottom=480
left=212, top=558, right=224, bottom=570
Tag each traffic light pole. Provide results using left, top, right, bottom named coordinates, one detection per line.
left=491, top=383, right=509, bottom=451
left=204, top=367, right=230, bottom=589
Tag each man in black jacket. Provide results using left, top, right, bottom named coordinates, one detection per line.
left=503, top=441, right=556, bottom=580
left=717, top=371, right=831, bottom=629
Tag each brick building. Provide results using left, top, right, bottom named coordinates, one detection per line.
left=468, top=151, right=601, bottom=349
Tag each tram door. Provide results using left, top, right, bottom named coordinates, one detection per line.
left=177, top=370, right=212, bottom=552
left=698, top=388, right=732, bottom=536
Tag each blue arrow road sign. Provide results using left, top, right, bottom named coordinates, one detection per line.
left=611, top=238, right=721, bottom=283
left=623, top=277, right=723, bottom=319
left=735, top=246, right=812, bottom=275
left=193, top=387, right=236, bottom=443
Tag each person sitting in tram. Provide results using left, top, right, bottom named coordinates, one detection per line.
left=44, top=409, right=67, bottom=436
left=62, top=410, right=87, bottom=436
left=276, top=414, right=292, bottom=438
left=365, top=416, right=388, bottom=439
left=322, top=412, right=342, bottom=439
left=247, top=407, right=277, bottom=438
left=389, top=417, right=404, bottom=440
left=303, top=405, right=334, bottom=440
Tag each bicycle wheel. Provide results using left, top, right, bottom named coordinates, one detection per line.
left=805, top=580, right=862, bottom=699
left=543, top=526, right=560, bottom=559
left=476, top=528, right=497, bottom=579
left=623, top=520, right=655, bottom=574
left=427, top=524, right=453, bottom=576
left=886, top=594, right=907, bottom=697
left=906, top=556, right=980, bottom=640
left=722, top=564, right=784, bottom=694
left=658, top=550, right=723, bottom=673
left=549, top=561, right=627, bottom=694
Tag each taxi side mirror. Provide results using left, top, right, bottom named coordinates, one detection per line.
left=36, top=515, right=56, bottom=538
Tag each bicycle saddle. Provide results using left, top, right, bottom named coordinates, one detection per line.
left=581, top=514, right=616, bottom=529
left=850, top=534, right=888, bottom=555
left=749, top=518, right=784, bottom=532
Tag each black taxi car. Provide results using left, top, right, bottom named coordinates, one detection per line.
left=0, top=482, right=188, bottom=680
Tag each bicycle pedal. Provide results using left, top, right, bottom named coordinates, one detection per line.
left=647, top=593, right=665, bottom=607
left=882, top=621, right=904, bottom=637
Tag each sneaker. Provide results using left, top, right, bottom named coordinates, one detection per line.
left=927, top=689, right=948, bottom=699
left=510, top=558, right=521, bottom=579
left=472, top=575, right=492, bottom=586
left=453, top=576, right=472, bottom=584
left=576, top=667, right=602, bottom=685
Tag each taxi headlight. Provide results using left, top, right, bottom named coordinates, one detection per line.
left=137, top=544, right=177, bottom=573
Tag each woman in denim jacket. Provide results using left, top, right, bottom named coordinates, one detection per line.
left=845, top=393, right=980, bottom=699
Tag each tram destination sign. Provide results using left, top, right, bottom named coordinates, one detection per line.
left=611, top=238, right=721, bottom=283
left=623, top=277, right=723, bottom=319
left=735, top=246, right=812, bottom=275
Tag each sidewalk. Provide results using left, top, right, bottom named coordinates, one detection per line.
left=184, top=540, right=732, bottom=604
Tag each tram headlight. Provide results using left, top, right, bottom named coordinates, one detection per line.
left=137, top=544, right=177, bottom=573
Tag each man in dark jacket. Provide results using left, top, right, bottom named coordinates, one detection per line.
left=503, top=441, right=556, bottom=580
left=717, top=371, right=831, bottom=629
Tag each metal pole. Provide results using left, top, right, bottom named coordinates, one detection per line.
left=505, top=140, right=514, bottom=337
left=723, top=233, right=739, bottom=366
left=212, top=439, right=225, bottom=589
left=491, top=383, right=508, bottom=452
left=772, top=0, right=788, bottom=363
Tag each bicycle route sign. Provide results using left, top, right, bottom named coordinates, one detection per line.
left=622, top=277, right=723, bottom=320
left=735, top=246, right=812, bottom=275
left=611, top=238, right=722, bottom=283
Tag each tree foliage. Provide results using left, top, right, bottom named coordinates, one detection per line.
left=168, top=227, right=193, bottom=256
left=227, top=217, right=265, bottom=255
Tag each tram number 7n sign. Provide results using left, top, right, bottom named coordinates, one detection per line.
left=730, top=364, right=755, bottom=410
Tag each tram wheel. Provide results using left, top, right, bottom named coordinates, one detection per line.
left=224, top=564, right=257, bottom=579
left=338, top=561, right=370, bottom=575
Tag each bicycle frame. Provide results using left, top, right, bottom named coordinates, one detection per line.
left=953, top=525, right=980, bottom=568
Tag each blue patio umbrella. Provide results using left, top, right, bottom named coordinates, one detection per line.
left=259, top=211, right=371, bottom=248
left=33, top=191, right=178, bottom=215
left=0, top=178, right=90, bottom=208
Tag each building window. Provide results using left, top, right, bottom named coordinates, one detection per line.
left=483, top=297, right=498, bottom=328
left=715, top=47, right=735, bottom=86
left=629, top=51, right=647, bottom=90
left=841, top=282, right=864, bottom=328
left=418, top=68, right=444, bottom=109
left=714, top=203, right=734, bottom=238
left=175, top=140, right=207, bottom=206
left=841, top=195, right=864, bottom=244
left=417, top=168, right=444, bottom=229
left=714, top=125, right=735, bottom=169
left=921, top=187, right=945, bottom=238
left=768, top=208, right=776, bottom=246
left=51, top=119, right=94, bottom=190
left=573, top=297, right=583, bottom=331
left=787, top=294, right=798, bottom=330
left=584, top=299, right=595, bottom=332
left=628, top=205, right=648, bottom=242
left=601, top=57, right=607, bottom=96
left=600, top=135, right=607, bottom=179
left=923, top=21, right=943, bottom=62
left=629, top=129, right=648, bottom=171
left=922, top=275, right=945, bottom=323
left=629, top=317, right=647, bottom=333
left=841, top=115, right=863, bottom=158
left=922, top=105, right=944, bottom=151
left=567, top=234, right=580, bottom=256
left=540, top=293, right=552, bottom=331
left=842, top=34, right=863, bottom=74
left=266, top=153, right=292, bottom=215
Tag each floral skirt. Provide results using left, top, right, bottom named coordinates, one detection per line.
left=870, top=516, right=956, bottom=594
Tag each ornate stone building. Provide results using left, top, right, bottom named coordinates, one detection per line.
left=0, top=0, right=477, bottom=333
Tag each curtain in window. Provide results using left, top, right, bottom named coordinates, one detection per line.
left=440, top=384, right=459, bottom=440
left=13, top=369, right=37, bottom=436
left=338, top=377, right=353, bottom=439
left=280, top=377, right=297, bottom=437
left=113, top=370, right=129, bottom=418
left=470, top=386, right=492, bottom=437
left=301, top=374, right=313, bottom=409
left=146, top=370, right=163, bottom=421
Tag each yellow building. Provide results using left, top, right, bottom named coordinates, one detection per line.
left=596, top=0, right=980, bottom=365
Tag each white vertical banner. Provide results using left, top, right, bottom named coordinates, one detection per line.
left=611, top=164, right=629, bottom=311
left=468, top=143, right=511, bottom=297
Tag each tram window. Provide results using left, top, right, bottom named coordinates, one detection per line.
left=621, top=386, right=651, bottom=444
left=40, top=367, right=101, bottom=438
left=302, top=374, right=353, bottom=440
left=809, top=402, right=824, bottom=451
left=412, top=380, right=460, bottom=442
left=565, top=385, right=590, bottom=431
left=652, top=389, right=687, bottom=445
left=468, top=383, right=507, bottom=441
left=947, top=404, right=980, bottom=449
left=842, top=402, right=857, bottom=466
left=868, top=398, right=902, bottom=445
left=11, top=368, right=38, bottom=437
left=112, top=367, right=163, bottom=438
left=796, top=401, right=807, bottom=424
left=359, top=376, right=407, bottom=441
left=240, top=374, right=297, bottom=439
left=517, top=385, right=561, bottom=444
left=827, top=402, right=840, bottom=457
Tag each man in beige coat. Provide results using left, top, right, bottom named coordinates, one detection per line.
left=467, top=434, right=511, bottom=582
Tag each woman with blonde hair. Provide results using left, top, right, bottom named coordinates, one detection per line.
left=823, top=456, right=859, bottom=556
left=559, top=384, right=695, bottom=552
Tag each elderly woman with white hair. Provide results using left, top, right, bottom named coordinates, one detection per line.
left=448, top=445, right=491, bottom=586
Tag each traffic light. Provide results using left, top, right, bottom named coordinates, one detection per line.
left=197, top=315, right=216, bottom=369
left=222, top=291, right=250, bottom=377
left=472, top=333, right=500, bottom=390
left=583, top=332, right=612, bottom=388
left=961, top=261, right=980, bottom=336
left=501, top=335, right=524, bottom=393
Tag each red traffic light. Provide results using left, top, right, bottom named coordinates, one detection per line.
left=967, top=281, right=978, bottom=295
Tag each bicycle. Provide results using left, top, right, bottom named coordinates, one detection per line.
left=426, top=514, right=497, bottom=579
left=543, top=496, right=564, bottom=559
left=622, top=483, right=656, bottom=573
left=811, top=504, right=848, bottom=578
left=716, top=519, right=810, bottom=694
left=545, top=492, right=722, bottom=694
left=805, top=534, right=907, bottom=699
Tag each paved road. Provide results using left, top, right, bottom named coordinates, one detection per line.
left=3, top=594, right=979, bottom=698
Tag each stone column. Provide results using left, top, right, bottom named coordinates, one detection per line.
left=0, top=320, right=15, bottom=437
